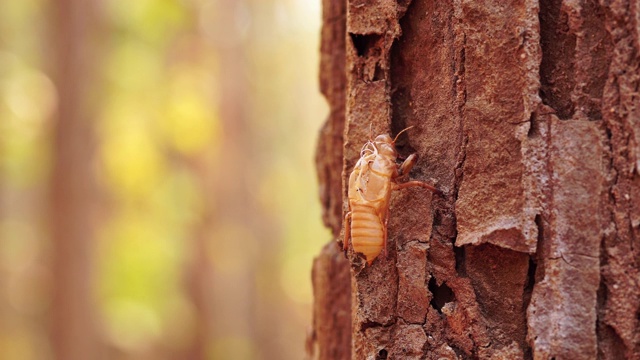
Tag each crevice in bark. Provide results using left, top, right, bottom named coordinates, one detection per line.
left=454, top=35, right=467, bottom=107
left=533, top=213, right=545, bottom=278
left=598, top=37, right=637, bottom=352
left=522, top=248, right=537, bottom=359
left=604, top=126, right=618, bottom=194
left=453, top=135, right=468, bottom=202
left=527, top=112, right=539, bottom=138
left=572, top=0, right=612, bottom=121
left=360, top=320, right=392, bottom=332
left=373, top=63, right=385, bottom=82
left=350, top=33, right=383, bottom=58
left=533, top=115, right=552, bottom=284
left=523, top=343, right=533, bottom=360
left=449, top=345, right=471, bottom=360
left=597, top=323, right=627, bottom=360
left=454, top=244, right=466, bottom=277
left=596, top=262, right=626, bottom=358
left=538, top=0, right=576, bottom=119
left=388, top=0, right=416, bottom=138
left=396, top=0, right=415, bottom=27
left=431, top=209, right=442, bottom=229
left=523, top=254, right=537, bottom=310
left=428, top=277, right=455, bottom=314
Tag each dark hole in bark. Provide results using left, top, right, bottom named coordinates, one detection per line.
left=428, top=277, right=455, bottom=313
left=523, top=252, right=537, bottom=360
left=523, top=255, right=537, bottom=303
left=350, top=33, right=383, bottom=57
left=534, top=214, right=546, bottom=279
left=376, top=349, right=388, bottom=359
left=360, top=321, right=382, bottom=332
left=524, top=345, right=533, bottom=360
left=432, top=210, right=442, bottom=227
left=535, top=214, right=544, bottom=248
left=605, top=127, right=613, bottom=142
left=597, top=270, right=608, bottom=307
left=527, top=112, right=538, bottom=138
left=538, top=0, right=577, bottom=120
left=373, top=63, right=385, bottom=81
left=454, top=245, right=466, bottom=277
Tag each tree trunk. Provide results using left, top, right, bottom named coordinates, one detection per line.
left=49, top=0, right=103, bottom=358
left=308, top=0, right=640, bottom=359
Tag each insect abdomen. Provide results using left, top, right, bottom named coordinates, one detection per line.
left=350, top=203, right=384, bottom=264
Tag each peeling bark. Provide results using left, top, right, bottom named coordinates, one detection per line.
left=309, top=0, right=640, bottom=359
left=528, top=118, right=607, bottom=359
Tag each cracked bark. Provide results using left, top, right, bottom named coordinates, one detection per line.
left=308, top=0, right=640, bottom=359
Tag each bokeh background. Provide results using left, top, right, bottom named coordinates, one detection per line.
left=0, top=0, right=329, bottom=359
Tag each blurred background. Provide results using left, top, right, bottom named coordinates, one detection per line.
left=0, top=0, right=329, bottom=359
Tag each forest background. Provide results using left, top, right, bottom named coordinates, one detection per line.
left=0, top=0, right=327, bottom=359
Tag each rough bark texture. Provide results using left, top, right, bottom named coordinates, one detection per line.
left=309, top=0, right=640, bottom=359
left=309, top=0, right=352, bottom=359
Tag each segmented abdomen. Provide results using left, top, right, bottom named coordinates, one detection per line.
left=350, top=203, right=384, bottom=264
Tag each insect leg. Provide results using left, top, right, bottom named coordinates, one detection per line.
left=394, top=180, right=442, bottom=195
left=343, top=211, right=352, bottom=251
left=397, top=153, right=418, bottom=180
left=394, top=153, right=443, bottom=194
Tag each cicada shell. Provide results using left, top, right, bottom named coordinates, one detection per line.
left=343, top=128, right=439, bottom=265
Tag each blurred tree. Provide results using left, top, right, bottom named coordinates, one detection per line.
left=205, top=0, right=261, bottom=357
left=309, top=0, right=640, bottom=359
left=1, top=0, right=327, bottom=358
left=49, top=0, right=104, bottom=358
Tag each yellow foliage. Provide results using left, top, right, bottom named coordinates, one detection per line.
left=0, top=59, right=53, bottom=186
left=101, top=111, right=165, bottom=199
left=0, top=0, right=328, bottom=358
left=160, top=69, right=220, bottom=156
left=98, top=210, right=186, bottom=351
left=103, top=299, right=162, bottom=351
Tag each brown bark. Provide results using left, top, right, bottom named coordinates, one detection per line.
left=309, top=0, right=640, bottom=359
left=49, top=0, right=103, bottom=358
left=308, top=0, right=352, bottom=359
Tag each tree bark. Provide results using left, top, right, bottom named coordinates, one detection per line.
left=308, top=0, right=640, bottom=359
